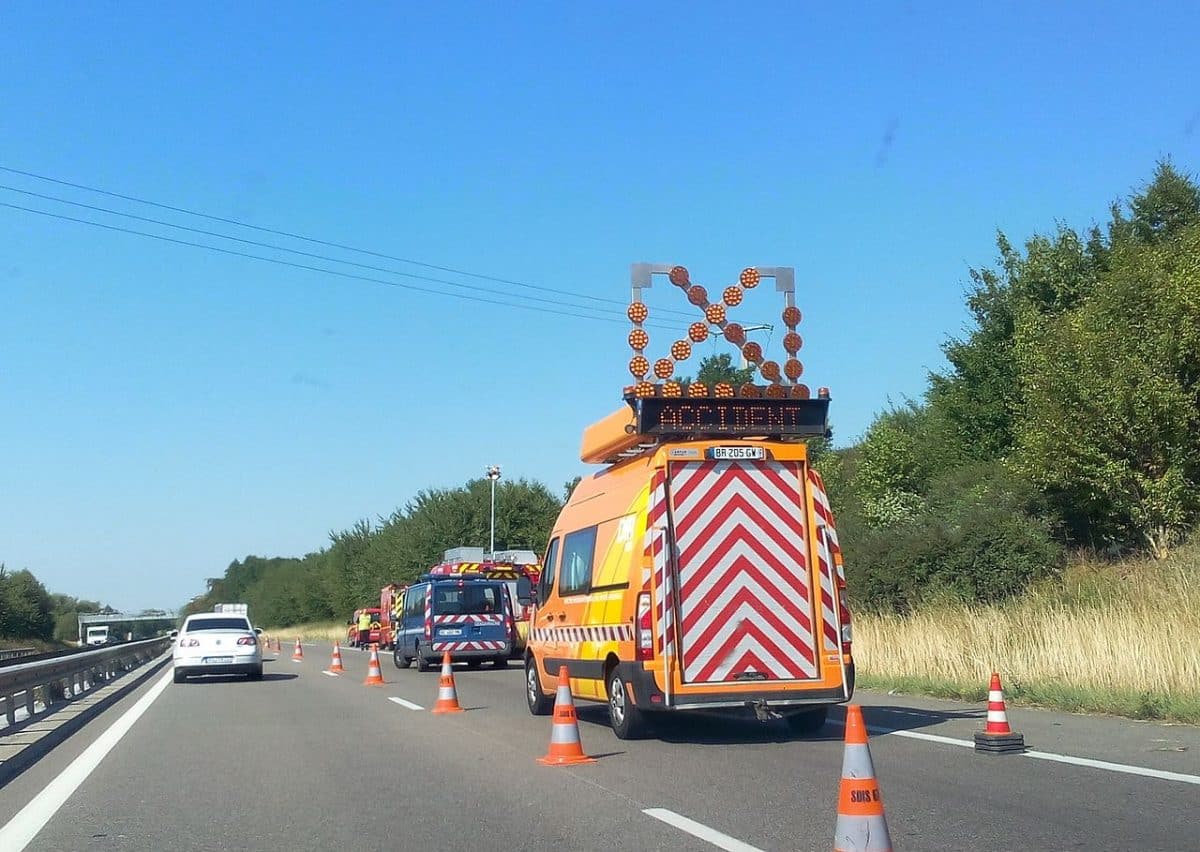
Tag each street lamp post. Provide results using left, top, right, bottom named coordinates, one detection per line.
left=485, top=464, right=502, bottom=556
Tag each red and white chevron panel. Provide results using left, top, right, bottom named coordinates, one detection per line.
left=434, top=614, right=505, bottom=625
left=808, top=469, right=844, bottom=583
left=430, top=641, right=506, bottom=652
left=814, top=525, right=841, bottom=652
left=641, top=469, right=674, bottom=656
left=669, top=460, right=818, bottom=683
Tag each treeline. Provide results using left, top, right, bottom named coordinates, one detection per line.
left=817, top=161, right=1200, bottom=610
left=186, top=478, right=566, bottom=626
left=0, top=563, right=109, bottom=643
left=192, top=162, right=1199, bottom=623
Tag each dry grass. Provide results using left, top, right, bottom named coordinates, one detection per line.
left=260, top=621, right=345, bottom=644
left=854, top=543, right=1200, bottom=723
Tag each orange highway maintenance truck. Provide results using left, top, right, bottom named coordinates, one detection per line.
left=525, top=263, right=853, bottom=739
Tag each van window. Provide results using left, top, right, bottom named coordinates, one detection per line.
left=404, top=586, right=425, bottom=619
left=433, top=584, right=503, bottom=615
left=540, top=538, right=560, bottom=601
left=558, top=527, right=597, bottom=596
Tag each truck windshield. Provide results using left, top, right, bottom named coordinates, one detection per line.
left=433, top=585, right=503, bottom=616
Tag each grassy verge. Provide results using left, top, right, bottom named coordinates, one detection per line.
left=261, top=621, right=345, bottom=643
left=853, top=542, right=1200, bottom=724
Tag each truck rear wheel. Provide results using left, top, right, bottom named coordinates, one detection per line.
left=415, top=647, right=434, bottom=672
left=393, top=647, right=411, bottom=669
left=607, top=669, right=648, bottom=740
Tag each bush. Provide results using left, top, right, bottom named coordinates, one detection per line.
left=845, top=463, right=1062, bottom=611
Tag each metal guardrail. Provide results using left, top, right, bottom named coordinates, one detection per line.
left=0, top=648, right=38, bottom=662
left=0, top=637, right=171, bottom=728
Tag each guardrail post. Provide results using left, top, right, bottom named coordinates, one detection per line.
left=3, top=693, right=14, bottom=727
left=25, top=688, right=35, bottom=717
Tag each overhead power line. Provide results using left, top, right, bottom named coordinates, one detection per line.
left=1, top=201, right=688, bottom=329
left=0, top=183, right=651, bottom=322
left=0, top=164, right=697, bottom=320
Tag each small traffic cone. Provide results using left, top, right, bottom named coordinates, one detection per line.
left=537, top=666, right=596, bottom=766
left=834, top=705, right=892, bottom=852
left=291, top=638, right=303, bottom=661
left=362, top=644, right=386, bottom=685
left=431, top=651, right=464, bottom=713
left=328, top=642, right=345, bottom=674
left=974, top=672, right=1025, bottom=753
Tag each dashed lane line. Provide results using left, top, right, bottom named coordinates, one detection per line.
left=642, top=808, right=765, bottom=852
left=388, top=696, right=423, bottom=710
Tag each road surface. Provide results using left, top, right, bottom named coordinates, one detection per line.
left=1, top=645, right=1197, bottom=851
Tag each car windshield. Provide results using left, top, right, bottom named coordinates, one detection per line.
left=185, top=618, right=251, bottom=632
left=433, top=586, right=503, bottom=616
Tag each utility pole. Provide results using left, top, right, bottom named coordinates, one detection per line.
left=485, top=464, right=502, bottom=556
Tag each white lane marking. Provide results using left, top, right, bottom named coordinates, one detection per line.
left=1023, top=749, right=1200, bottom=786
left=830, top=718, right=1200, bottom=785
left=0, top=669, right=173, bottom=851
left=642, top=808, right=764, bottom=852
left=388, top=696, right=423, bottom=711
left=322, top=671, right=339, bottom=677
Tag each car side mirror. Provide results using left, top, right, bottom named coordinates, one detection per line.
left=254, top=627, right=263, bottom=635
left=169, top=630, right=179, bottom=639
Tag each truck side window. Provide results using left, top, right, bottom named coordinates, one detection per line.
left=540, top=538, right=560, bottom=602
left=559, top=526, right=598, bottom=597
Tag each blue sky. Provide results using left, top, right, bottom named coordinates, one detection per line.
left=2, top=2, right=1197, bottom=611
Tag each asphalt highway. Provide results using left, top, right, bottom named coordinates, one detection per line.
left=1, top=644, right=1197, bottom=851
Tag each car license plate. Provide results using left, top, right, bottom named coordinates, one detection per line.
left=204, top=656, right=234, bottom=664
left=707, top=446, right=765, bottom=460
left=439, top=628, right=462, bottom=637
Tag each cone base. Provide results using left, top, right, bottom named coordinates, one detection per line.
left=328, top=668, right=344, bottom=674
left=537, top=753, right=597, bottom=766
left=974, top=731, right=1025, bottom=753
left=363, top=679, right=385, bottom=686
left=432, top=705, right=465, bottom=714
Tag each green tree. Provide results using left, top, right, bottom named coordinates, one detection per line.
left=1014, top=222, right=1200, bottom=556
left=0, top=566, right=55, bottom=641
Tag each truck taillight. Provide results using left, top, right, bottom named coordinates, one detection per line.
left=837, top=582, right=853, bottom=655
left=636, top=592, right=653, bottom=661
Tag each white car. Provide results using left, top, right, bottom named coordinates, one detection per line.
left=173, top=612, right=263, bottom=683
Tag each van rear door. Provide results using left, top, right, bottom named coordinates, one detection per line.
left=431, top=582, right=510, bottom=651
left=666, top=458, right=819, bottom=685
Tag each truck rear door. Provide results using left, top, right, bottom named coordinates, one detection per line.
left=666, top=457, right=820, bottom=685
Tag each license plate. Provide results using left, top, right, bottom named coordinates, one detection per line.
left=439, top=628, right=462, bottom=637
left=707, top=446, right=765, bottom=460
left=204, top=656, right=234, bottom=664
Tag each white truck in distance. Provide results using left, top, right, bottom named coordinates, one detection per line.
left=85, top=625, right=110, bottom=646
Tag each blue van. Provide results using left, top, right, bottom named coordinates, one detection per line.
left=392, top=575, right=514, bottom=671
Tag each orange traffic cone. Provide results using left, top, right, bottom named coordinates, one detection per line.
left=537, top=666, right=596, bottom=766
left=328, top=642, right=345, bottom=674
left=362, top=644, right=385, bottom=685
left=291, top=638, right=303, bottom=661
left=431, top=651, right=464, bottom=714
left=974, top=672, right=1025, bottom=753
left=834, top=705, right=892, bottom=852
